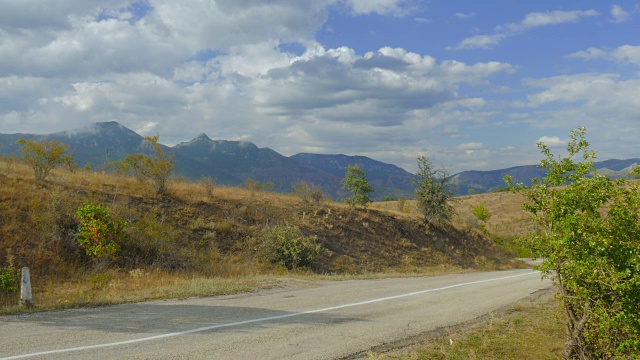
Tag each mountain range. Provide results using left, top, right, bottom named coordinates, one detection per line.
left=1, top=121, right=638, bottom=199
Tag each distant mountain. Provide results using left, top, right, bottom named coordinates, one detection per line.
left=171, top=134, right=340, bottom=195
left=2, top=122, right=638, bottom=199
left=290, top=153, right=417, bottom=200
left=0, top=122, right=414, bottom=200
left=0, top=121, right=148, bottom=170
left=451, top=159, right=640, bottom=195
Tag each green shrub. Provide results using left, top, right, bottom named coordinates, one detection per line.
left=0, top=266, right=19, bottom=293
left=76, top=202, right=126, bottom=260
left=261, top=224, right=321, bottom=270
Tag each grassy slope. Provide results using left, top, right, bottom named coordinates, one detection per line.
left=0, top=157, right=524, bottom=311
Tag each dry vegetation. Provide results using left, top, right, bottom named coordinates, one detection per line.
left=0, top=157, right=525, bottom=313
left=373, top=192, right=534, bottom=239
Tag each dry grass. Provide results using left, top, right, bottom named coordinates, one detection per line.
left=369, top=289, right=565, bottom=360
left=373, top=192, right=534, bottom=239
left=0, top=157, right=523, bottom=314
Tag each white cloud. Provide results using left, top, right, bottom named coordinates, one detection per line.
left=456, top=142, right=484, bottom=151
left=345, top=0, right=413, bottom=16
left=569, top=45, right=640, bottom=66
left=610, top=5, right=631, bottom=23
left=455, top=12, right=476, bottom=19
left=537, top=136, right=566, bottom=147
left=451, top=10, right=598, bottom=50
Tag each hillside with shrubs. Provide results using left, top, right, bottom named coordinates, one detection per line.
left=0, top=140, right=522, bottom=312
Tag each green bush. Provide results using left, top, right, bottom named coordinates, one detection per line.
left=76, top=202, right=126, bottom=260
left=0, top=266, right=19, bottom=293
left=507, top=127, right=640, bottom=358
left=261, top=224, right=321, bottom=270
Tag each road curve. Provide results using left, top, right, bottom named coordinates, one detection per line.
left=0, top=269, right=551, bottom=360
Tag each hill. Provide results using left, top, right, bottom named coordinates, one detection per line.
left=451, top=159, right=640, bottom=195
left=0, top=157, right=521, bottom=310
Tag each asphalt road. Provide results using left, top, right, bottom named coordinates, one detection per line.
left=0, top=269, right=551, bottom=360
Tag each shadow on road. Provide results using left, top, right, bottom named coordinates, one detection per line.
left=2, top=303, right=362, bottom=335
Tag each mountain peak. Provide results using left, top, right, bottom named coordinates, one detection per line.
left=194, top=133, right=212, bottom=141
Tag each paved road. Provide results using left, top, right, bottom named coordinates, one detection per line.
left=0, top=269, right=551, bottom=360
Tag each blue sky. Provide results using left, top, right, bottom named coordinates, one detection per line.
left=0, top=1, right=639, bottom=173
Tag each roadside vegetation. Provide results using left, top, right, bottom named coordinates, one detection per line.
left=0, top=142, right=520, bottom=314
left=7, top=130, right=637, bottom=358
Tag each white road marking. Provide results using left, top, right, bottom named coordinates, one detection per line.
left=1, top=271, right=539, bottom=359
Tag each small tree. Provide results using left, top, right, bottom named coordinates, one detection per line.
left=412, top=156, right=455, bottom=225
left=341, top=165, right=374, bottom=207
left=472, top=202, right=492, bottom=234
left=16, top=138, right=73, bottom=181
left=507, top=127, right=640, bottom=358
left=122, top=136, right=174, bottom=194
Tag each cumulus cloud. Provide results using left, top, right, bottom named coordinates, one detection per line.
left=517, top=72, right=640, bottom=162
left=450, top=9, right=598, bottom=50
left=345, top=0, right=414, bottom=16
left=537, top=136, right=566, bottom=147
left=610, top=5, right=631, bottom=23
left=569, top=45, right=640, bottom=66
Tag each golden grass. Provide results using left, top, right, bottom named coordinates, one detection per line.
left=373, top=191, right=534, bottom=239
left=1, top=157, right=523, bottom=315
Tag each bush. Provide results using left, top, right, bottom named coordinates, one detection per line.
left=260, top=224, right=321, bottom=270
left=0, top=266, right=19, bottom=293
left=507, top=127, right=640, bottom=358
left=76, top=202, right=126, bottom=260
left=293, top=181, right=324, bottom=204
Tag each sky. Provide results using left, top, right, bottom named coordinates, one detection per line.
left=1, top=0, right=639, bottom=173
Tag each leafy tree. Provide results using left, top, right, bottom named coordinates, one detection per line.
left=507, top=127, right=640, bottom=359
left=472, top=202, right=492, bottom=234
left=412, top=156, right=455, bottom=225
left=16, top=138, right=73, bottom=181
left=76, top=202, right=126, bottom=260
left=341, top=165, right=374, bottom=207
left=122, top=136, right=174, bottom=194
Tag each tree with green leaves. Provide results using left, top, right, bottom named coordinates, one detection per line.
left=341, top=165, right=374, bottom=207
left=16, top=138, right=74, bottom=181
left=507, top=127, right=640, bottom=359
left=122, top=136, right=174, bottom=194
left=412, top=155, right=455, bottom=226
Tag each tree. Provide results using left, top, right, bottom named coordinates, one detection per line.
left=412, top=156, right=455, bottom=225
left=122, top=136, right=174, bottom=194
left=472, top=202, right=492, bottom=234
left=507, top=127, right=640, bottom=359
left=341, top=165, right=374, bottom=207
left=16, top=138, right=73, bottom=181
